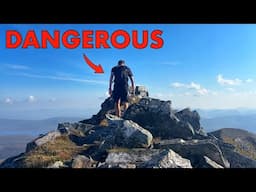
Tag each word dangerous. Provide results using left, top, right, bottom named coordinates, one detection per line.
left=6, top=29, right=164, bottom=49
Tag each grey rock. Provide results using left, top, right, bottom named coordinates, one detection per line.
left=154, top=139, right=230, bottom=168
left=106, top=114, right=153, bottom=148
left=142, top=149, right=192, bottom=168
left=175, top=108, right=207, bottom=137
left=124, top=97, right=195, bottom=139
left=47, top=161, right=66, bottom=168
left=58, top=122, right=94, bottom=135
left=98, top=162, right=136, bottom=168
left=203, top=156, right=224, bottom=168
left=103, top=148, right=192, bottom=168
left=135, top=86, right=149, bottom=97
left=223, top=149, right=256, bottom=168
left=216, top=141, right=256, bottom=168
left=0, top=153, right=25, bottom=168
left=80, top=97, right=115, bottom=125
left=26, top=131, right=61, bottom=152
left=71, top=155, right=96, bottom=168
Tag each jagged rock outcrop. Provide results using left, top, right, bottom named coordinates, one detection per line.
left=106, top=114, right=153, bottom=148
left=99, top=148, right=192, bottom=168
left=3, top=86, right=256, bottom=168
left=154, top=139, right=230, bottom=168
left=124, top=98, right=197, bottom=139
left=175, top=108, right=207, bottom=137
left=26, top=131, right=61, bottom=152
left=135, top=86, right=149, bottom=97
left=203, top=156, right=224, bottom=168
left=71, top=155, right=96, bottom=168
left=80, top=85, right=148, bottom=125
left=57, top=122, right=94, bottom=135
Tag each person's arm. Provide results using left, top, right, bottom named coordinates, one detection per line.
left=109, top=72, right=114, bottom=96
left=129, top=75, right=135, bottom=95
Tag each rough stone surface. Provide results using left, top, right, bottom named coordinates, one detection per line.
left=154, top=139, right=230, bottom=168
left=124, top=98, right=195, bottom=139
left=71, top=155, right=96, bottom=168
left=106, top=114, right=153, bottom=148
left=203, top=156, right=224, bottom=168
left=47, top=161, right=66, bottom=168
left=58, top=122, right=94, bottom=135
left=26, top=131, right=61, bottom=152
left=102, top=148, right=192, bottom=168
left=175, top=108, right=207, bottom=137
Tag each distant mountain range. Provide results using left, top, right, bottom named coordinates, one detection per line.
left=0, top=117, right=84, bottom=136
left=201, top=114, right=256, bottom=133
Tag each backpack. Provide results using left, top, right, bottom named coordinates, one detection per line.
left=114, top=66, right=130, bottom=87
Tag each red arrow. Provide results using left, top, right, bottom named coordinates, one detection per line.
left=83, top=54, right=104, bottom=74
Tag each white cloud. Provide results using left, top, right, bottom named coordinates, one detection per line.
left=217, top=74, right=242, bottom=86
left=184, top=92, right=192, bottom=96
left=171, top=91, right=256, bottom=109
left=28, top=95, right=36, bottom=103
left=171, top=82, right=186, bottom=88
left=246, top=78, right=253, bottom=83
left=6, top=64, right=30, bottom=70
left=226, top=88, right=235, bottom=92
left=4, top=97, right=13, bottom=104
left=18, top=73, right=107, bottom=85
left=171, top=81, right=208, bottom=96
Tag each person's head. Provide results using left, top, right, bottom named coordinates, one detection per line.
left=118, top=60, right=125, bottom=66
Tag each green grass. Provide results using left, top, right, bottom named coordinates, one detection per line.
left=21, top=135, right=88, bottom=168
left=222, top=136, right=256, bottom=160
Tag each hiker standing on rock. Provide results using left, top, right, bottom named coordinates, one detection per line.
left=109, top=60, right=135, bottom=117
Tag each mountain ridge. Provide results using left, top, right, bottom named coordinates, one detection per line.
left=1, top=86, right=256, bottom=168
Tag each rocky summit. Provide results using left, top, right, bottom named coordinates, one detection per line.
left=1, top=86, right=256, bottom=168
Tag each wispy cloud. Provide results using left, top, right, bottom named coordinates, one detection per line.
left=217, top=74, right=242, bottom=86
left=246, top=78, right=254, bottom=83
left=171, top=82, right=186, bottom=88
left=17, top=73, right=108, bottom=85
left=5, top=64, right=30, bottom=70
left=226, top=87, right=235, bottom=92
left=171, top=81, right=208, bottom=96
left=4, top=97, right=13, bottom=104
left=27, top=95, right=37, bottom=103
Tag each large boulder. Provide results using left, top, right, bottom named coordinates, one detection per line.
left=99, top=148, right=192, bottom=168
left=123, top=98, right=195, bottom=139
left=47, top=161, right=67, bottom=168
left=175, top=108, right=207, bottom=137
left=79, top=115, right=153, bottom=161
left=26, top=131, right=61, bottom=152
left=80, top=86, right=149, bottom=126
left=135, top=86, right=149, bottom=97
left=154, top=139, right=230, bottom=168
left=106, top=114, right=153, bottom=148
left=57, top=122, right=94, bottom=135
left=71, top=155, right=96, bottom=168
left=82, top=115, right=153, bottom=149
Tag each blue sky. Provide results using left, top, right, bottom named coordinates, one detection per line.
left=1, top=24, right=256, bottom=119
